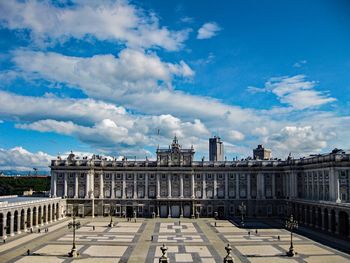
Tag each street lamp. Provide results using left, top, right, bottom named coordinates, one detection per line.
left=285, top=214, right=298, bottom=257
left=108, top=206, right=115, bottom=227
left=239, top=202, right=246, bottom=226
left=68, top=214, right=81, bottom=257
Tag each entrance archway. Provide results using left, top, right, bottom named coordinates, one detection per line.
left=14, top=210, right=18, bottom=233
left=26, top=208, right=31, bottom=228
left=126, top=206, right=134, bottom=218
left=20, top=209, right=25, bottom=230
left=33, top=207, right=37, bottom=226
left=48, top=204, right=51, bottom=222
left=339, top=211, right=349, bottom=237
left=317, top=207, right=322, bottom=228
left=311, top=207, right=316, bottom=227
left=331, top=210, right=336, bottom=233
left=6, top=212, right=11, bottom=234
left=324, top=208, right=329, bottom=231
left=38, top=206, right=42, bottom=225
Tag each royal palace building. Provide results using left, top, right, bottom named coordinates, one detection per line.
left=49, top=137, right=350, bottom=238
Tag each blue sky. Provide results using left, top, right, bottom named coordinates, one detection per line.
left=0, top=0, right=349, bottom=170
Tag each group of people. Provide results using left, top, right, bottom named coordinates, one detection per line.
left=37, top=228, right=49, bottom=233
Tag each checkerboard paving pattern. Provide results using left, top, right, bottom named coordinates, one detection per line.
left=149, top=245, right=222, bottom=263
left=5, top=218, right=350, bottom=263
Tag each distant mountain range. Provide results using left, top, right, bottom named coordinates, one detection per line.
left=0, top=170, right=49, bottom=176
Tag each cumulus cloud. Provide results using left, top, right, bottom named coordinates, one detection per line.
left=0, top=0, right=190, bottom=50
left=227, top=130, right=245, bottom=141
left=197, top=22, right=221, bottom=39
left=0, top=90, right=127, bottom=125
left=0, top=147, right=53, bottom=171
left=9, top=50, right=348, bottom=158
left=266, top=126, right=335, bottom=156
left=12, top=49, right=194, bottom=97
left=248, top=75, right=336, bottom=110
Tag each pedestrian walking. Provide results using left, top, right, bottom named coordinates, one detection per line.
left=27, top=249, right=30, bottom=256
left=255, top=229, right=258, bottom=234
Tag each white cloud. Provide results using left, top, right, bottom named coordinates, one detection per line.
left=9, top=50, right=349, bottom=158
left=0, top=90, right=127, bottom=125
left=197, top=22, right=221, bottom=39
left=227, top=130, right=245, bottom=141
left=248, top=75, right=336, bottom=110
left=0, top=147, right=53, bottom=171
left=266, top=126, right=334, bottom=156
left=12, top=49, right=194, bottom=97
left=0, top=0, right=190, bottom=50
left=293, top=60, right=307, bottom=68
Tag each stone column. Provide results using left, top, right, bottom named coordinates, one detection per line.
left=306, top=174, right=309, bottom=199
left=225, top=173, right=229, bottom=199
left=74, top=173, right=78, bottom=198
left=247, top=174, right=251, bottom=199
left=272, top=173, right=276, bottom=199
left=111, top=174, right=115, bottom=199
left=122, top=173, right=126, bottom=199
left=52, top=172, right=57, bottom=197
left=10, top=215, right=14, bottom=236
left=29, top=211, right=33, bottom=228
left=134, top=174, right=137, bottom=199
left=99, top=173, right=104, bottom=199
left=2, top=215, right=7, bottom=240
left=213, top=174, right=217, bottom=199
left=316, top=173, right=320, bottom=200
left=328, top=212, right=332, bottom=232
left=63, top=173, right=68, bottom=197
left=168, top=203, right=171, bottom=218
left=180, top=174, right=184, bottom=198
left=85, top=173, right=90, bottom=199
left=261, top=174, right=265, bottom=199
left=168, top=174, right=172, bottom=198
left=16, top=213, right=21, bottom=234
left=145, top=174, right=148, bottom=199
left=321, top=211, right=325, bottom=231
left=314, top=209, right=319, bottom=229
left=202, top=174, right=206, bottom=199
left=180, top=203, right=183, bottom=217
left=335, top=173, right=341, bottom=203
left=309, top=209, right=313, bottom=227
left=191, top=173, right=195, bottom=199
left=45, top=206, right=49, bottom=225
left=157, top=174, right=160, bottom=198
left=322, top=172, right=326, bottom=201
left=335, top=212, right=340, bottom=235
left=236, top=174, right=240, bottom=199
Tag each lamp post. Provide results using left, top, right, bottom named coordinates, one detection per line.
left=108, top=206, right=115, bottom=227
left=239, top=202, right=246, bottom=226
left=285, top=214, right=298, bottom=257
left=68, top=214, right=81, bottom=257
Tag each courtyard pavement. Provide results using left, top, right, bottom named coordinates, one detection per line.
left=0, top=217, right=349, bottom=263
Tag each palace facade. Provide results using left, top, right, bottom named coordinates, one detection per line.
left=50, top=137, right=350, bottom=238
